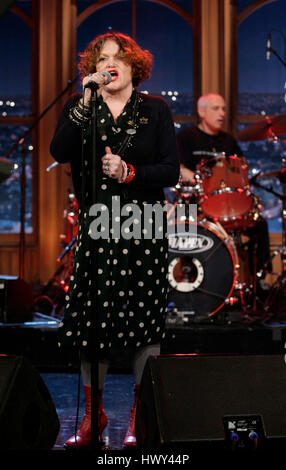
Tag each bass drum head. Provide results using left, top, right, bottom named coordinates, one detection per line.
left=167, top=221, right=237, bottom=319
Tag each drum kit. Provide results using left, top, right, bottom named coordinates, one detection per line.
left=166, top=114, right=286, bottom=324
left=33, top=189, right=78, bottom=317
left=0, top=157, right=15, bottom=183
left=27, top=113, right=286, bottom=323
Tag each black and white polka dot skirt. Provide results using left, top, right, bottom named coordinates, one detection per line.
left=57, top=201, right=169, bottom=360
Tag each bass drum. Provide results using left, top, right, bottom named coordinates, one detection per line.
left=167, top=220, right=239, bottom=319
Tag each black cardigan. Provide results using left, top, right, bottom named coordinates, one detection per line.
left=50, top=91, right=180, bottom=205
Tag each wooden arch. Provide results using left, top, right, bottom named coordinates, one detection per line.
left=10, top=5, right=32, bottom=27
left=76, top=0, right=194, bottom=29
left=238, top=0, right=277, bottom=26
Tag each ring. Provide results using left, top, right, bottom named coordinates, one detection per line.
left=88, top=73, right=93, bottom=76
left=105, top=163, right=109, bottom=171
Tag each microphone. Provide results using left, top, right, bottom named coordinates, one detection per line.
left=266, top=33, right=271, bottom=60
left=84, top=71, right=112, bottom=91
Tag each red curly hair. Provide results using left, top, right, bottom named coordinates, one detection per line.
left=78, top=32, right=153, bottom=87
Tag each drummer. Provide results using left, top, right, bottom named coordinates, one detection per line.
left=177, top=93, right=271, bottom=293
left=178, top=93, right=242, bottom=181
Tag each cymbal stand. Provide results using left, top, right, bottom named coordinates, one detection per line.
left=280, top=166, right=286, bottom=273
left=225, top=229, right=259, bottom=320
left=267, top=159, right=286, bottom=275
left=253, top=158, right=286, bottom=316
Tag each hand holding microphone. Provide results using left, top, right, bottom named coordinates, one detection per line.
left=82, top=71, right=112, bottom=106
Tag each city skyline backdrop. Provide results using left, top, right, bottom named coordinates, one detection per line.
left=0, top=0, right=285, bottom=95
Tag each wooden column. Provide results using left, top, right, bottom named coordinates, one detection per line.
left=35, top=0, right=76, bottom=283
left=195, top=0, right=237, bottom=132
left=221, top=0, right=238, bottom=134
left=192, top=0, right=202, bottom=105
left=200, top=0, right=222, bottom=96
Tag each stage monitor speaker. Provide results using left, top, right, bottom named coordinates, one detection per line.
left=0, top=276, right=34, bottom=322
left=135, top=354, right=286, bottom=450
left=0, top=355, right=60, bottom=450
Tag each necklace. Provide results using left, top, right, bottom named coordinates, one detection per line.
left=97, top=91, right=142, bottom=158
left=117, top=92, right=141, bottom=155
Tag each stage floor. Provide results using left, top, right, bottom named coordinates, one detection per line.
left=1, top=310, right=286, bottom=460
left=41, top=371, right=135, bottom=451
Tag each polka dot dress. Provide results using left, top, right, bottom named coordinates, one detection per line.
left=57, top=91, right=170, bottom=360
left=58, top=197, right=169, bottom=359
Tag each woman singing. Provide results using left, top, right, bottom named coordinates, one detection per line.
left=50, top=32, right=179, bottom=449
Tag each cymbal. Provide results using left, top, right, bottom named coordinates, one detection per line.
left=238, top=115, right=286, bottom=141
left=0, top=157, right=14, bottom=183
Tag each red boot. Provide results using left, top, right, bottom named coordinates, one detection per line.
left=64, top=385, right=108, bottom=449
left=124, top=385, right=140, bottom=447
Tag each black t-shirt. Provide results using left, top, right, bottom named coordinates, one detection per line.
left=177, top=125, right=243, bottom=171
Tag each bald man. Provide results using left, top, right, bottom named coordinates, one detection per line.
left=178, top=93, right=242, bottom=182
left=177, top=93, right=271, bottom=297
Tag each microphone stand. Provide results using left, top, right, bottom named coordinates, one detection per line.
left=4, top=77, right=77, bottom=280
left=19, top=139, right=27, bottom=280
left=81, top=75, right=111, bottom=450
left=251, top=166, right=286, bottom=316
left=266, top=29, right=286, bottom=68
left=267, top=47, right=286, bottom=67
left=89, top=85, right=100, bottom=451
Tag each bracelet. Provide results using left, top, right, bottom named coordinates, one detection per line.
left=118, top=160, right=128, bottom=183
left=74, top=107, right=90, bottom=121
left=75, top=101, right=91, bottom=118
left=123, top=164, right=135, bottom=183
left=68, top=104, right=91, bottom=127
left=78, top=98, right=91, bottom=112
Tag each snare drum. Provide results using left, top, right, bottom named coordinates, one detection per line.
left=198, top=154, right=253, bottom=223
left=167, top=174, right=203, bottom=206
left=167, top=219, right=239, bottom=318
